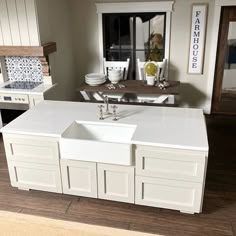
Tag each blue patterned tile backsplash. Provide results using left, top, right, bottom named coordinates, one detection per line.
left=5, top=56, right=43, bottom=82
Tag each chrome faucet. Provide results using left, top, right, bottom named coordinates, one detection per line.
left=104, top=96, right=111, bottom=115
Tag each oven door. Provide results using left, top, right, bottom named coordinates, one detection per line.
left=0, top=103, right=30, bottom=128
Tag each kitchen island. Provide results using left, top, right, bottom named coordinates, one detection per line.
left=0, top=101, right=208, bottom=214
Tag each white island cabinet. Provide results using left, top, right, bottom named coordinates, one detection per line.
left=3, top=134, right=62, bottom=193
left=0, top=101, right=209, bottom=214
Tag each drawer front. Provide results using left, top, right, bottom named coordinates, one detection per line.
left=135, top=176, right=203, bottom=213
left=8, top=161, right=62, bottom=193
left=136, top=147, right=206, bottom=182
left=97, top=163, right=135, bottom=203
left=3, top=134, right=60, bottom=165
left=61, top=160, right=97, bottom=198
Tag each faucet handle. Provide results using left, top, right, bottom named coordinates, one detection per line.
left=98, top=105, right=104, bottom=120
left=111, top=105, right=118, bottom=121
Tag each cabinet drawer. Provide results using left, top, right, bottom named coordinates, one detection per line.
left=3, top=134, right=59, bottom=165
left=61, top=160, right=97, bottom=198
left=135, top=176, right=203, bottom=213
left=98, top=164, right=134, bottom=203
left=8, top=161, right=62, bottom=193
left=136, top=147, right=206, bottom=182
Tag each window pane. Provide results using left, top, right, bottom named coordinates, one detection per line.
left=135, top=14, right=165, bottom=62
left=105, top=49, right=131, bottom=61
left=103, top=14, right=132, bottom=61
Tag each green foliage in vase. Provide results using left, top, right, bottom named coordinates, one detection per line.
left=144, top=32, right=164, bottom=62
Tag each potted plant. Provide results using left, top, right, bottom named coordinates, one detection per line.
left=144, top=61, right=157, bottom=86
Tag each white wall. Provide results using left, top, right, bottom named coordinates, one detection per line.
left=67, top=0, right=216, bottom=112
left=169, top=0, right=215, bottom=110
left=36, top=0, right=77, bottom=101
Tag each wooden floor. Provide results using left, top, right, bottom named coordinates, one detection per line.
left=0, top=115, right=236, bottom=236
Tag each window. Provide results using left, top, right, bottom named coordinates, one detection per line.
left=103, top=13, right=166, bottom=79
left=96, top=1, right=174, bottom=80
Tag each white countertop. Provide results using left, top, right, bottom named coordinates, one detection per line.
left=0, top=81, right=56, bottom=95
left=0, top=101, right=209, bottom=152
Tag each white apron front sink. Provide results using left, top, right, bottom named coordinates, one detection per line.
left=60, top=121, right=136, bottom=165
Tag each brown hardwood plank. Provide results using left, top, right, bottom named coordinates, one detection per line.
left=0, top=187, right=73, bottom=215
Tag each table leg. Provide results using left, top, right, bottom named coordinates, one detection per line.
left=167, top=95, right=175, bottom=104
left=80, top=91, right=93, bottom=101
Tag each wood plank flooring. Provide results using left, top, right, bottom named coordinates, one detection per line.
left=0, top=115, right=236, bottom=235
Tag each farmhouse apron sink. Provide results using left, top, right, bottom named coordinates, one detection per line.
left=59, top=121, right=136, bottom=165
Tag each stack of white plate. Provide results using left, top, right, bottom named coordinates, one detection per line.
left=85, top=73, right=106, bottom=86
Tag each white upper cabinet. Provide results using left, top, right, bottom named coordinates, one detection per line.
left=0, top=0, right=43, bottom=46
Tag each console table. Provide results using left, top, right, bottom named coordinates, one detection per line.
left=78, top=80, right=180, bottom=105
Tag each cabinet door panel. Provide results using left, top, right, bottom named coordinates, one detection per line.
left=136, top=146, right=206, bottom=182
left=8, top=161, right=62, bottom=193
left=3, top=134, right=59, bottom=165
left=61, top=160, right=97, bottom=198
left=135, top=176, right=203, bottom=213
left=97, top=164, right=134, bottom=203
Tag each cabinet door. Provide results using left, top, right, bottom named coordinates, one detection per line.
left=8, top=161, right=62, bottom=193
left=135, top=176, right=203, bottom=213
left=97, top=163, right=134, bottom=203
left=136, top=146, right=206, bottom=182
left=3, top=134, right=60, bottom=165
left=61, top=160, right=97, bottom=198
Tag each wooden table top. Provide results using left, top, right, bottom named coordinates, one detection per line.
left=78, top=80, right=180, bottom=95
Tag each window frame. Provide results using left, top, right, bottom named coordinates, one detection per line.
left=96, top=1, right=174, bottom=79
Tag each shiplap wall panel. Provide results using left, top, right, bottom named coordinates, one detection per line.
left=7, top=0, right=21, bottom=45
left=0, top=20, right=3, bottom=44
left=0, top=0, right=13, bottom=45
left=0, top=0, right=40, bottom=46
left=25, top=0, right=40, bottom=46
left=16, top=0, right=30, bottom=45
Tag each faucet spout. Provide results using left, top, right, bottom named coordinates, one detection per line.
left=104, top=96, right=111, bottom=115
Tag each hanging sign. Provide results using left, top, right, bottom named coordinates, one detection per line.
left=188, top=4, right=208, bottom=74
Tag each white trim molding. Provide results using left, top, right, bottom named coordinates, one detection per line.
left=95, top=1, right=174, bottom=75
left=205, top=0, right=236, bottom=114
left=96, top=2, right=174, bottom=13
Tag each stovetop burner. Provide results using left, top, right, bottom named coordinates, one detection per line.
left=4, top=81, right=43, bottom=90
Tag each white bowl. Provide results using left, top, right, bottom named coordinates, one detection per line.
left=108, top=69, right=122, bottom=76
left=109, top=77, right=121, bottom=84
left=109, top=74, right=122, bottom=80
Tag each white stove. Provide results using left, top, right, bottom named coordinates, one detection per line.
left=0, top=80, right=55, bottom=128
left=0, top=93, right=29, bottom=104
left=3, top=81, right=43, bottom=90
